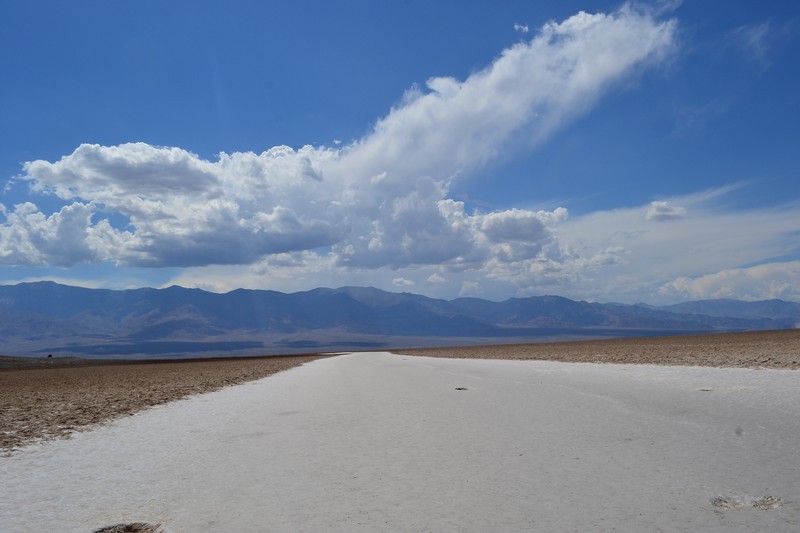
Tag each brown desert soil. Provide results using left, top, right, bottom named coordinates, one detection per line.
left=1, top=354, right=327, bottom=453
left=396, top=329, right=800, bottom=369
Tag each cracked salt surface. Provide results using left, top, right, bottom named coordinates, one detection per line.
left=2, top=352, right=799, bottom=532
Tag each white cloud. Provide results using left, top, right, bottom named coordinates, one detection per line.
left=514, top=23, right=529, bottom=33
left=3, top=6, right=679, bottom=297
left=0, top=201, right=131, bottom=266
left=156, top=186, right=800, bottom=304
left=392, top=277, right=415, bottom=287
left=645, top=200, right=686, bottom=220
left=14, top=144, right=342, bottom=267
left=337, top=6, right=675, bottom=187
left=513, top=188, right=800, bottom=302
left=459, top=281, right=483, bottom=297
left=427, top=273, right=446, bottom=283
left=659, top=262, right=800, bottom=302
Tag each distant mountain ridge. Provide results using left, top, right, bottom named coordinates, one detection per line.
left=0, top=281, right=797, bottom=357
left=661, top=298, right=800, bottom=319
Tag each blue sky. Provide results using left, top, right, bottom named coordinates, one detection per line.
left=1, top=0, right=799, bottom=303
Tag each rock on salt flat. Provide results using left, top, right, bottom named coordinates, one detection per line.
left=1, top=352, right=799, bottom=532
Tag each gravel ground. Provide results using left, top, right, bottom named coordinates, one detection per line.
left=396, top=329, right=800, bottom=368
left=0, top=354, right=326, bottom=453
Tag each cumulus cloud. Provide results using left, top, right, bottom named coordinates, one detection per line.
left=3, top=6, right=676, bottom=280
left=158, top=186, right=800, bottom=304
left=645, top=200, right=686, bottom=220
left=336, top=6, right=675, bottom=185
left=659, top=262, right=800, bottom=302
left=514, top=23, right=529, bottom=33
left=0, top=201, right=131, bottom=266
left=392, top=277, right=415, bottom=287
left=14, top=144, right=341, bottom=267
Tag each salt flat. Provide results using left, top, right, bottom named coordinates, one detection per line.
left=2, top=352, right=799, bottom=532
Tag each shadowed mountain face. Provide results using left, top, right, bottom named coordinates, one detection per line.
left=0, top=282, right=797, bottom=357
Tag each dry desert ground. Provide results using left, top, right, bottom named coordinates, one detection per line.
left=0, top=354, right=327, bottom=452
left=1, top=330, right=799, bottom=532
left=398, top=329, right=800, bottom=368
left=2, top=329, right=797, bottom=454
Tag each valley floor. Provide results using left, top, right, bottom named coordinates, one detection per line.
left=0, top=354, right=325, bottom=452
left=1, top=330, right=798, bottom=454
left=1, top=349, right=799, bottom=531
left=398, top=329, right=800, bottom=368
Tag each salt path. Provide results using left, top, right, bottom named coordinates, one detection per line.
left=1, top=352, right=799, bottom=532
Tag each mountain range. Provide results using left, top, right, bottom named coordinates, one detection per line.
left=1, top=281, right=798, bottom=357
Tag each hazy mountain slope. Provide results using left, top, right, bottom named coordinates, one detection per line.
left=662, top=299, right=800, bottom=320
left=0, top=282, right=797, bottom=357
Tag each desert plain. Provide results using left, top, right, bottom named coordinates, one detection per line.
left=400, top=329, right=800, bottom=367
left=0, top=354, right=327, bottom=452
left=1, top=329, right=799, bottom=532
left=2, top=329, right=797, bottom=454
